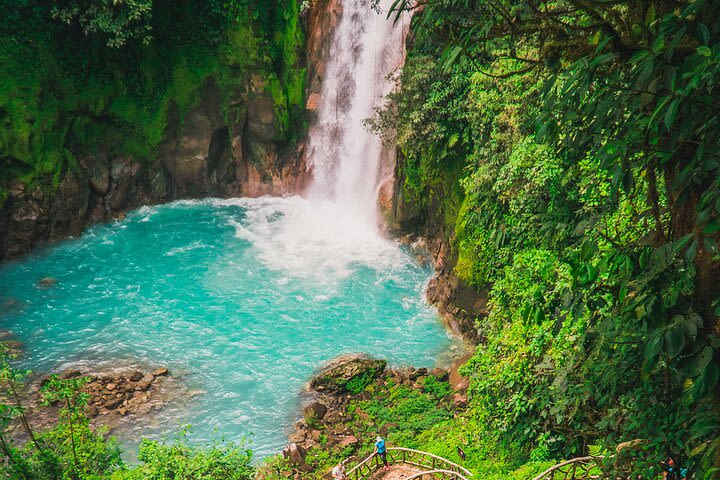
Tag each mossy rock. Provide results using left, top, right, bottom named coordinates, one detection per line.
left=310, top=355, right=386, bottom=394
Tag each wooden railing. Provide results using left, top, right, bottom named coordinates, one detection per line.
left=531, top=456, right=605, bottom=480
left=406, top=469, right=471, bottom=479
left=345, top=447, right=472, bottom=480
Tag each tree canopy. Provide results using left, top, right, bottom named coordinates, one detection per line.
left=51, top=0, right=153, bottom=48
left=377, top=0, right=720, bottom=475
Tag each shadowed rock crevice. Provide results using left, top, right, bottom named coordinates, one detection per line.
left=208, top=126, right=230, bottom=173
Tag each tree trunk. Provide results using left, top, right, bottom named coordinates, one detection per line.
left=663, top=155, right=720, bottom=329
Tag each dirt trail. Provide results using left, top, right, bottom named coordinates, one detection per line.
left=371, top=464, right=425, bottom=479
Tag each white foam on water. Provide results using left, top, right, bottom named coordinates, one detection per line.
left=212, top=196, right=413, bottom=283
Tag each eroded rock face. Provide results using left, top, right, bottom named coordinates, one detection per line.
left=378, top=177, right=398, bottom=232
left=387, top=146, right=485, bottom=344
left=158, top=80, right=231, bottom=197
left=426, top=270, right=486, bottom=345
left=50, top=171, right=90, bottom=238
left=309, top=354, right=386, bottom=394
left=304, top=0, right=343, bottom=110
left=0, top=0, right=356, bottom=260
left=0, top=79, right=307, bottom=259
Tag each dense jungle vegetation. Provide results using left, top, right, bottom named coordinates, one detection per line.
left=1, top=0, right=719, bottom=479
left=0, top=0, right=305, bottom=205
left=368, top=0, right=720, bottom=477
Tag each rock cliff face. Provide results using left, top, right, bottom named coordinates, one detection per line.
left=388, top=150, right=485, bottom=345
left=0, top=79, right=307, bottom=259
left=303, top=0, right=342, bottom=117
left=0, top=0, right=347, bottom=260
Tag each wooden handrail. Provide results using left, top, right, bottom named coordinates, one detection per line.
left=531, top=456, right=604, bottom=480
left=345, top=451, right=379, bottom=479
left=345, top=447, right=472, bottom=480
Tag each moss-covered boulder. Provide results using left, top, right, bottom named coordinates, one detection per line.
left=309, top=354, right=386, bottom=394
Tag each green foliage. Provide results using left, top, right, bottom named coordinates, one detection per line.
left=361, top=385, right=452, bottom=437
left=51, top=0, right=153, bottom=48
left=1, top=0, right=306, bottom=199
left=0, top=343, right=122, bottom=479
left=369, top=55, right=472, bottom=213
left=453, top=72, right=571, bottom=288
left=113, top=429, right=253, bottom=480
left=462, top=249, right=581, bottom=460
left=422, top=374, right=451, bottom=398
left=345, top=370, right=379, bottom=395
left=17, top=419, right=123, bottom=480
left=377, top=0, right=720, bottom=476
left=40, top=374, right=96, bottom=479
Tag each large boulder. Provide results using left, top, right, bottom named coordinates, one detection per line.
left=309, top=355, right=386, bottom=394
left=302, top=401, right=327, bottom=422
left=282, top=442, right=306, bottom=466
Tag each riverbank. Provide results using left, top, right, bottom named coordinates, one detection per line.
left=5, top=365, right=181, bottom=441
left=257, top=354, right=472, bottom=479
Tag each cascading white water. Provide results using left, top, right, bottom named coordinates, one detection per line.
left=219, top=0, right=410, bottom=284
left=306, top=0, right=407, bottom=228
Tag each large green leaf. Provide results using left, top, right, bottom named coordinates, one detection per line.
left=682, top=346, right=714, bottom=377
left=663, top=324, right=686, bottom=358
left=645, top=333, right=664, bottom=359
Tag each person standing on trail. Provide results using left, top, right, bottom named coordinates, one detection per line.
left=375, top=436, right=390, bottom=471
left=332, top=461, right=347, bottom=479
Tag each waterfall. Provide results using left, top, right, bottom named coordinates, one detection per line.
left=218, top=0, right=410, bottom=284
left=306, top=0, right=407, bottom=228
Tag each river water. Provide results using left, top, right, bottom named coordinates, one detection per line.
left=0, top=0, right=437, bottom=458
left=0, top=196, right=451, bottom=456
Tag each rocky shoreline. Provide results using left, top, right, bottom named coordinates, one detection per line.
left=73, top=366, right=170, bottom=418
left=400, top=235, right=485, bottom=345
left=5, top=363, right=197, bottom=444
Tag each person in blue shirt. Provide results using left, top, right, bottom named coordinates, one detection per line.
left=375, top=436, right=389, bottom=471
